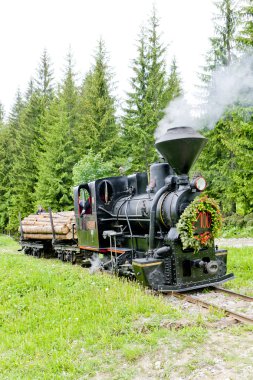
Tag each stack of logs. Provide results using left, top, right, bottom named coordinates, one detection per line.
left=20, top=211, right=77, bottom=240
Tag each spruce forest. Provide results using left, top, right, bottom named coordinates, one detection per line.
left=0, top=0, right=253, bottom=234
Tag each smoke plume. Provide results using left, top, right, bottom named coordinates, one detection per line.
left=155, top=53, right=253, bottom=139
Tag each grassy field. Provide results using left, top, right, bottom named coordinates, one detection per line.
left=0, top=235, right=252, bottom=379
left=0, top=236, right=181, bottom=379
left=223, top=246, right=253, bottom=296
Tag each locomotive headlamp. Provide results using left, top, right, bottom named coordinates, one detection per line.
left=193, top=176, right=207, bottom=191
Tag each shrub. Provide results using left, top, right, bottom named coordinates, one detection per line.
left=223, top=214, right=245, bottom=228
left=73, top=150, right=116, bottom=186
left=244, top=213, right=253, bottom=223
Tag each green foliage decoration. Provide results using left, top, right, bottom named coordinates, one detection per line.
left=177, top=195, right=222, bottom=252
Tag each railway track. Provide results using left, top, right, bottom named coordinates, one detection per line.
left=171, top=286, right=253, bottom=325
left=211, top=286, right=253, bottom=302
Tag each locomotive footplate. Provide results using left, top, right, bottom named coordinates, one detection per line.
left=132, top=256, right=235, bottom=292
left=156, top=273, right=235, bottom=292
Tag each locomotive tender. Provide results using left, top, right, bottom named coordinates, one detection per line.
left=20, top=126, right=234, bottom=292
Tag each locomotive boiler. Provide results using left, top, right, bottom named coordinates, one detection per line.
left=72, top=126, right=234, bottom=291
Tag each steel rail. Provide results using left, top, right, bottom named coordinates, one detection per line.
left=211, top=286, right=253, bottom=302
left=173, top=293, right=253, bottom=325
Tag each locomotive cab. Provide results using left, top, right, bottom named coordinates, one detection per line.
left=74, top=175, right=147, bottom=262
left=74, top=182, right=99, bottom=250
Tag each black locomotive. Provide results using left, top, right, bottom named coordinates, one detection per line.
left=20, top=126, right=234, bottom=292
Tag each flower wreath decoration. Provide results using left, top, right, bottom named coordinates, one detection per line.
left=177, top=195, right=222, bottom=253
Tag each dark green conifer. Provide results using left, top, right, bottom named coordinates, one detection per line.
left=200, top=0, right=239, bottom=84
left=237, top=0, right=253, bottom=48
left=196, top=107, right=253, bottom=214
left=61, top=49, right=79, bottom=157
left=35, top=96, right=75, bottom=210
left=7, top=52, right=55, bottom=231
left=35, top=49, right=54, bottom=106
left=35, top=50, right=79, bottom=210
left=196, top=1, right=252, bottom=215
left=0, top=102, right=4, bottom=122
left=78, top=39, right=119, bottom=161
left=1, top=91, right=25, bottom=230
left=123, top=8, right=181, bottom=172
left=165, top=57, right=182, bottom=104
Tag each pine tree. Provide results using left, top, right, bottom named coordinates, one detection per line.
left=228, top=107, right=253, bottom=214
left=78, top=39, right=119, bottom=161
left=7, top=51, right=55, bottom=231
left=0, top=91, right=25, bottom=230
left=35, top=51, right=79, bottom=210
left=62, top=50, right=78, bottom=125
left=35, top=96, right=76, bottom=210
left=237, top=0, right=253, bottom=48
left=0, top=102, right=7, bottom=230
left=0, top=126, right=8, bottom=230
left=35, top=49, right=54, bottom=107
left=0, top=102, right=4, bottom=122
left=76, top=71, right=93, bottom=154
left=7, top=94, right=42, bottom=230
left=122, top=29, right=149, bottom=171
left=34, top=49, right=55, bottom=151
left=165, top=57, right=182, bottom=104
left=123, top=7, right=181, bottom=172
left=196, top=107, right=253, bottom=214
left=25, top=79, right=35, bottom=102
left=196, top=1, right=245, bottom=215
left=61, top=49, right=79, bottom=158
left=201, top=0, right=239, bottom=84
left=145, top=7, right=168, bottom=124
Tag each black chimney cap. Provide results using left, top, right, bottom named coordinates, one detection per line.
left=155, top=126, right=207, bottom=174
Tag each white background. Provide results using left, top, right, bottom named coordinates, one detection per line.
left=0, top=0, right=215, bottom=114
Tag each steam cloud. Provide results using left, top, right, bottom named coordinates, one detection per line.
left=89, top=254, right=102, bottom=274
left=155, top=53, right=253, bottom=139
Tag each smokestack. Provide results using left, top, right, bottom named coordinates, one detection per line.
left=155, top=126, right=207, bottom=175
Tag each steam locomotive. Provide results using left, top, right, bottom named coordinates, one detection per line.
left=20, top=126, right=234, bottom=292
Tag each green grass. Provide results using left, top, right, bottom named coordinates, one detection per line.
left=223, top=246, right=253, bottom=296
left=0, top=235, right=181, bottom=379
left=221, top=226, right=253, bottom=238
left=1, top=235, right=253, bottom=379
left=0, top=234, right=20, bottom=250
